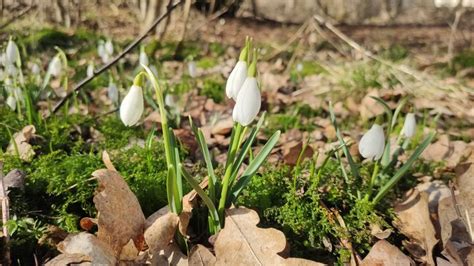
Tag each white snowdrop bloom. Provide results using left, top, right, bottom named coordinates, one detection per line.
left=87, top=63, right=94, bottom=77
left=225, top=60, right=247, bottom=100
left=5, top=39, right=19, bottom=65
left=296, top=63, right=303, bottom=72
left=358, top=124, right=385, bottom=161
left=31, top=63, right=40, bottom=75
left=48, top=56, right=62, bottom=77
left=6, top=95, right=16, bottom=110
left=5, top=63, right=17, bottom=76
left=232, top=77, right=261, bottom=126
left=401, top=113, right=416, bottom=138
left=165, top=93, right=177, bottom=108
left=98, top=42, right=106, bottom=58
left=107, top=81, right=119, bottom=103
left=188, top=61, right=197, bottom=78
left=120, top=85, right=144, bottom=126
left=105, top=39, right=114, bottom=56
left=139, top=50, right=149, bottom=66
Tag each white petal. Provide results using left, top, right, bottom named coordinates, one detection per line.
left=6, top=95, right=16, bottom=110
left=49, top=56, right=62, bottom=77
left=105, top=40, right=114, bottom=55
left=188, top=61, right=197, bottom=77
left=6, top=40, right=19, bottom=65
left=402, top=113, right=416, bottom=138
left=233, top=77, right=261, bottom=126
left=225, top=67, right=237, bottom=98
left=120, top=85, right=144, bottom=126
left=108, top=82, right=118, bottom=103
left=359, top=124, right=385, bottom=160
left=230, top=61, right=247, bottom=100
left=87, top=63, right=94, bottom=77
left=139, top=51, right=149, bottom=66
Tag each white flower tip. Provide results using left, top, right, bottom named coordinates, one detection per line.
left=120, top=85, right=144, bottom=126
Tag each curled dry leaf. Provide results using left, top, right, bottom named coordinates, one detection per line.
left=455, top=151, right=474, bottom=240
left=6, top=125, right=36, bottom=162
left=211, top=116, right=234, bottom=135
left=144, top=211, right=179, bottom=255
left=214, top=207, right=325, bottom=266
left=92, top=169, right=145, bottom=257
left=188, top=244, right=216, bottom=266
left=282, top=140, right=314, bottom=166
left=55, top=232, right=116, bottom=265
left=101, top=150, right=117, bottom=172
left=394, top=189, right=437, bottom=265
left=361, top=240, right=414, bottom=266
left=45, top=253, right=91, bottom=266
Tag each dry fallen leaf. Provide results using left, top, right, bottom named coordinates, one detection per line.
left=361, top=240, right=414, bottom=266
left=45, top=253, right=92, bottom=266
left=56, top=232, right=116, bottom=265
left=144, top=210, right=179, bottom=255
left=360, top=90, right=385, bottom=120
left=92, top=169, right=145, bottom=257
left=188, top=244, right=216, bottom=265
left=456, top=151, right=474, bottom=237
left=394, top=189, right=437, bottom=265
left=6, top=125, right=36, bottom=162
left=211, top=116, right=234, bottom=135
left=214, top=207, right=324, bottom=266
left=282, top=141, right=314, bottom=166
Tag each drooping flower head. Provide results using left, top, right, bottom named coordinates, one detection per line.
left=87, top=62, right=94, bottom=78
left=226, top=38, right=250, bottom=100
left=401, top=112, right=416, bottom=138
left=48, top=56, right=62, bottom=77
left=139, top=46, right=149, bottom=66
left=5, top=38, right=20, bottom=66
left=232, top=49, right=261, bottom=126
left=359, top=123, right=385, bottom=160
left=120, top=74, right=144, bottom=126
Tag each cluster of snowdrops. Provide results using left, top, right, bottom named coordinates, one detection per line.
left=0, top=36, right=434, bottom=237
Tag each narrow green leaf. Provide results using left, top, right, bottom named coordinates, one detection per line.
left=229, top=130, right=280, bottom=204
left=373, top=131, right=435, bottom=205
left=392, top=97, right=409, bottom=130
left=229, top=113, right=266, bottom=185
left=329, top=102, right=359, bottom=179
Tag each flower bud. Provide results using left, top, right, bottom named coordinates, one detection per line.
left=6, top=95, right=16, bottom=110
left=232, top=77, right=261, bottom=126
left=120, top=85, right=144, bottom=126
left=105, top=39, right=114, bottom=56
left=225, top=61, right=247, bottom=100
left=188, top=61, right=197, bottom=78
left=31, top=63, right=40, bottom=75
left=87, top=62, right=94, bottom=77
left=358, top=124, right=385, bottom=160
left=49, top=56, right=62, bottom=77
left=5, top=39, right=19, bottom=65
left=401, top=113, right=416, bottom=138
left=139, top=50, right=149, bottom=66
left=107, top=81, right=119, bottom=103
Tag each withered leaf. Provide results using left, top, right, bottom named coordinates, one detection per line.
left=6, top=125, right=36, bottom=162
left=188, top=244, right=216, bottom=265
left=361, top=240, right=414, bottom=266
left=45, top=253, right=92, bottom=266
left=215, top=207, right=324, bottom=266
left=144, top=211, right=179, bottom=255
left=394, top=189, right=437, bottom=265
left=92, top=169, right=145, bottom=257
left=56, top=232, right=116, bottom=265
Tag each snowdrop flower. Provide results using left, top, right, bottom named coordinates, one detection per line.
left=48, top=56, right=62, bottom=77
left=165, top=93, right=177, bottom=108
left=401, top=113, right=416, bottom=138
left=87, top=62, right=94, bottom=77
left=6, top=95, right=16, bottom=110
left=107, top=81, right=119, bottom=103
left=5, top=63, right=17, bottom=76
left=359, top=124, right=385, bottom=160
left=226, top=44, right=249, bottom=100
left=105, top=39, right=114, bottom=56
left=5, top=39, right=19, bottom=65
left=188, top=61, right=197, bottom=78
left=139, top=49, right=149, bottom=66
left=31, top=63, right=40, bottom=75
left=232, top=53, right=261, bottom=126
left=98, top=41, right=106, bottom=58
left=120, top=84, right=144, bottom=126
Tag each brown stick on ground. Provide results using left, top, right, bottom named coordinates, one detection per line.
left=0, top=162, right=11, bottom=265
left=50, top=0, right=183, bottom=116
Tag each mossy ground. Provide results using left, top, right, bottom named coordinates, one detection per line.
left=0, top=27, right=470, bottom=264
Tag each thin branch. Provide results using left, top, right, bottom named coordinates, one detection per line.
left=0, top=4, right=34, bottom=30
left=50, top=0, right=183, bottom=115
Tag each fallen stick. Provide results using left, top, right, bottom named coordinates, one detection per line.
left=50, top=0, right=183, bottom=115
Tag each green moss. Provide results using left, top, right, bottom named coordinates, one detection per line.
left=381, top=44, right=409, bottom=62
left=200, top=77, right=225, bottom=103
left=209, top=42, right=226, bottom=57
left=197, top=57, right=218, bottom=69
left=96, top=116, right=144, bottom=150
left=452, top=50, right=474, bottom=71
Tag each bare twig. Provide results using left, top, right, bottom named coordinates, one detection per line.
left=50, top=0, right=183, bottom=115
left=0, top=162, right=11, bottom=265
left=0, top=4, right=34, bottom=30
left=448, top=8, right=466, bottom=69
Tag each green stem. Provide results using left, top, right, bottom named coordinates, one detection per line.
left=218, top=123, right=243, bottom=224
left=368, top=162, right=380, bottom=197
